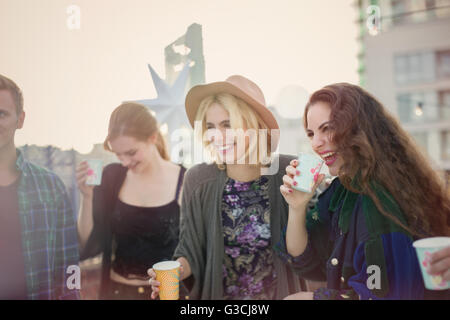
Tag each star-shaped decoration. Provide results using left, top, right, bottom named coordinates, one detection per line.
left=133, top=62, right=192, bottom=136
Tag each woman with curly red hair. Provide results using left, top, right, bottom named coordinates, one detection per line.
left=277, top=83, right=450, bottom=300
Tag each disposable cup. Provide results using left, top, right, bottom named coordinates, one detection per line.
left=292, top=153, right=324, bottom=193
left=85, top=159, right=103, bottom=186
left=413, top=237, right=450, bottom=290
left=153, top=261, right=180, bottom=300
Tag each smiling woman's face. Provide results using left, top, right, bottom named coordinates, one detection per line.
left=205, top=102, right=249, bottom=164
left=109, top=134, right=155, bottom=173
left=306, top=101, right=343, bottom=176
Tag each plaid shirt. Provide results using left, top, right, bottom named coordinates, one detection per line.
left=16, top=150, right=80, bottom=300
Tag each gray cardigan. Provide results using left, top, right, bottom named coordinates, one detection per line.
left=173, top=154, right=304, bottom=300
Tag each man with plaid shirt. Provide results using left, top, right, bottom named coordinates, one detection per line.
left=0, top=74, right=80, bottom=299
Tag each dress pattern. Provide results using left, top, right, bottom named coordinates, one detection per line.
left=221, top=176, right=277, bottom=300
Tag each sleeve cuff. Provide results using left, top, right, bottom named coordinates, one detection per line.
left=273, top=227, right=316, bottom=267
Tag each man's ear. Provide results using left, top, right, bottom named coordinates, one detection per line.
left=17, top=111, right=25, bottom=129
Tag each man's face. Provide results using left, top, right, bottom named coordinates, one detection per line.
left=0, top=90, right=25, bottom=151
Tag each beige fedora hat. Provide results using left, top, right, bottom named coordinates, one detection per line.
left=185, top=75, right=279, bottom=132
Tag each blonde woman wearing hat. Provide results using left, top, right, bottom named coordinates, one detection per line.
left=148, top=75, right=308, bottom=300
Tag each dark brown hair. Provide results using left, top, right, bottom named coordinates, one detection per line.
left=104, top=102, right=169, bottom=160
left=0, top=74, right=24, bottom=114
left=304, top=83, right=450, bottom=238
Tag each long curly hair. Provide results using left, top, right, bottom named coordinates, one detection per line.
left=304, top=83, right=450, bottom=238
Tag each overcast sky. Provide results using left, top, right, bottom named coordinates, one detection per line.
left=0, top=0, right=359, bottom=153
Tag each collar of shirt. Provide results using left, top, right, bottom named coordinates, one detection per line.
left=15, top=149, right=29, bottom=177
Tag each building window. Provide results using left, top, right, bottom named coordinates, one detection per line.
left=442, top=131, right=450, bottom=160
left=436, top=0, right=450, bottom=18
left=391, top=0, right=450, bottom=21
left=436, top=50, right=450, bottom=79
left=411, top=132, right=429, bottom=153
left=391, top=0, right=409, bottom=24
left=426, top=0, right=437, bottom=8
left=394, top=51, right=435, bottom=85
left=397, top=91, right=439, bottom=123
left=439, top=90, right=450, bottom=120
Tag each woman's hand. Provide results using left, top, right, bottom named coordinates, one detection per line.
left=280, top=159, right=325, bottom=211
left=147, top=268, right=160, bottom=300
left=428, top=246, right=450, bottom=281
left=76, top=161, right=95, bottom=199
left=147, top=265, right=185, bottom=300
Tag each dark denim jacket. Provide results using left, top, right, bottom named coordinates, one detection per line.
left=276, top=178, right=449, bottom=300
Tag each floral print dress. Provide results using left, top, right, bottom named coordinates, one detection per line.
left=222, top=176, right=277, bottom=300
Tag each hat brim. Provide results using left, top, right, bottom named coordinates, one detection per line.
left=185, top=81, right=279, bottom=131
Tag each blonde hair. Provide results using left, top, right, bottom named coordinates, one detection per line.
left=195, top=93, right=273, bottom=169
left=104, top=102, right=169, bottom=160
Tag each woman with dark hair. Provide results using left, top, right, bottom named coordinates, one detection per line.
left=277, top=83, right=450, bottom=300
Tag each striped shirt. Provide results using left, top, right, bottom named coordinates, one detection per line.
left=15, top=149, right=80, bottom=299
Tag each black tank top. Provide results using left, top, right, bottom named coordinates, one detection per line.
left=111, top=166, right=185, bottom=279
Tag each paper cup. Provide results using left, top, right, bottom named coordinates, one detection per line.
left=413, top=237, right=450, bottom=290
left=153, top=261, right=180, bottom=300
left=292, top=153, right=324, bottom=193
left=85, top=159, right=103, bottom=186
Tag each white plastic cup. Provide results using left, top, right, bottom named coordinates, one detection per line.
left=292, top=153, right=324, bottom=193
left=85, top=159, right=103, bottom=186
left=413, top=237, right=450, bottom=290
